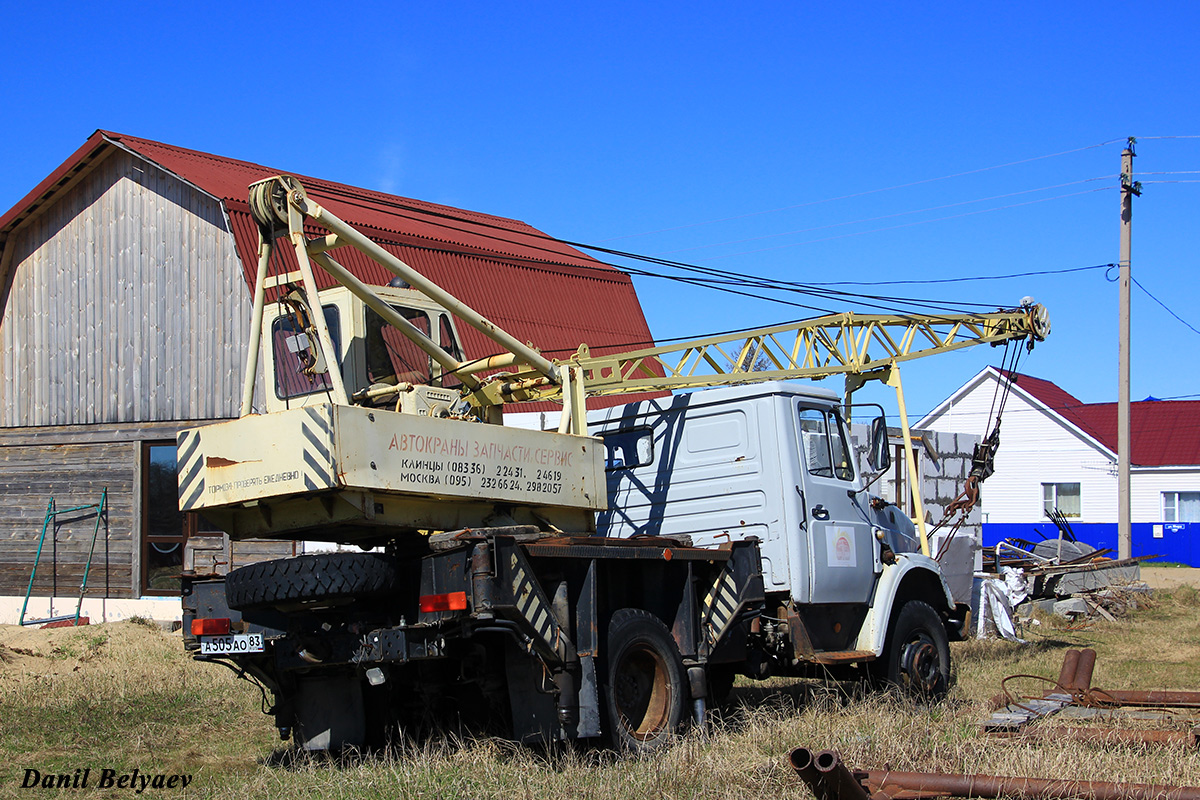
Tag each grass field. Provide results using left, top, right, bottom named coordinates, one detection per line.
left=2, top=584, right=1199, bottom=799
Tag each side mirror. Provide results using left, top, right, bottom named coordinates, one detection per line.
left=868, top=415, right=891, bottom=472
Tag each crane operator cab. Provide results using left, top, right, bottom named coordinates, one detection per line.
left=260, top=282, right=469, bottom=417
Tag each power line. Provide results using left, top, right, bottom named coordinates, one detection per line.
left=704, top=187, right=1115, bottom=261
left=800, top=263, right=1113, bottom=287
left=651, top=177, right=1116, bottom=257
left=312, top=186, right=1009, bottom=316
left=306, top=168, right=1106, bottom=319
left=1132, top=277, right=1200, bottom=337
left=596, top=138, right=1127, bottom=243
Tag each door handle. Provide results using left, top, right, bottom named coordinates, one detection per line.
left=811, top=504, right=830, bottom=521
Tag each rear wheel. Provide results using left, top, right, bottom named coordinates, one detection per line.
left=874, top=600, right=951, bottom=699
left=603, top=609, right=688, bottom=752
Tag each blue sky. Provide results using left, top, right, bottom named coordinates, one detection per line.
left=2, top=1, right=1198, bottom=428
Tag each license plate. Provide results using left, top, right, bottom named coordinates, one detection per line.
left=199, top=633, right=264, bottom=655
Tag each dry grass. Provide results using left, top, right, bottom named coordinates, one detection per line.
left=2, top=587, right=1200, bottom=799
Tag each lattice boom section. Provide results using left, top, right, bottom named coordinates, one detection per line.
left=572, top=310, right=1041, bottom=396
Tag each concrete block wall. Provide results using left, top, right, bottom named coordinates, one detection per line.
left=851, top=424, right=983, bottom=560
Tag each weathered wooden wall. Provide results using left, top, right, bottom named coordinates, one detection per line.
left=0, top=148, right=254, bottom=426
left=0, top=423, right=294, bottom=600
left=0, top=425, right=148, bottom=598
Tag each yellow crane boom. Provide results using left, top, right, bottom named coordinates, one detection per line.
left=502, top=304, right=1049, bottom=555
left=567, top=306, right=1049, bottom=396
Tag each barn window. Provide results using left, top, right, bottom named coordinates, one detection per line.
left=141, top=442, right=222, bottom=596
left=1042, top=482, right=1081, bottom=518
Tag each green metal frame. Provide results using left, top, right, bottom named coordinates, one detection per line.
left=20, top=488, right=109, bottom=627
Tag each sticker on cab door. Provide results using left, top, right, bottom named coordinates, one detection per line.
left=827, top=527, right=856, bottom=568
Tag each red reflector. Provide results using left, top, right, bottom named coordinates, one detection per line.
left=191, top=617, right=231, bottom=636
left=419, top=591, right=468, bottom=613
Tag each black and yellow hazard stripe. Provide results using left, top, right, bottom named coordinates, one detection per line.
left=300, top=407, right=336, bottom=491
left=177, top=430, right=204, bottom=511
left=508, top=552, right=561, bottom=651
left=704, top=563, right=741, bottom=645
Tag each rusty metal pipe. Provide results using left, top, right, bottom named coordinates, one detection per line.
left=814, top=750, right=871, bottom=800
left=1058, top=649, right=1081, bottom=690
left=990, top=726, right=1199, bottom=749
left=1073, top=648, right=1097, bottom=691
left=790, top=747, right=822, bottom=793
left=862, top=770, right=1200, bottom=800
left=1091, top=689, right=1200, bottom=708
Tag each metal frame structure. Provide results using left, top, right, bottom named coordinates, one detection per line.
left=20, top=488, right=109, bottom=627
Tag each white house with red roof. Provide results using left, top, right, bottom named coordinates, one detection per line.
left=0, top=131, right=658, bottom=619
left=916, top=367, right=1200, bottom=566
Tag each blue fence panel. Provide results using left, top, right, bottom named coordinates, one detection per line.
left=983, top=522, right=1200, bottom=566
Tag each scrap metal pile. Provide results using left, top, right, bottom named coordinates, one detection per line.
left=976, top=514, right=1153, bottom=636
left=789, top=746, right=1200, bottom=800
left=790, top=648, right=1200, bottom=800
left=981, top=648, right=1200, bottom=747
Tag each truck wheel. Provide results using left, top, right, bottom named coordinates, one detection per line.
left=603, top=609, right=688, bottom=752
left=875, top=600, right=951, bottom=699
left=226, top=553, right=399, bottom=611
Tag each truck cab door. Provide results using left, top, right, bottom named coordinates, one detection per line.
left=794, top=404, right=877, bottom=605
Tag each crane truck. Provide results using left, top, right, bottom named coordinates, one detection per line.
left=180, top=176, right=1050, bottom=753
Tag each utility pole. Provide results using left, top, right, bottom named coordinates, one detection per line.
left=1118, top=138, right=1140, bottom=560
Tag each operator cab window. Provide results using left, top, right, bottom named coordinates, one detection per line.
left=271, top=306, right=342, bottom=400
left=438, top=314, right=464, bottom=388
left=366, top=306, right=464, bottom=387
left=797, top=407, right=854, bottom=482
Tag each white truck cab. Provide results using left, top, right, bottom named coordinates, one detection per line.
left=590, top=381, right=960, bottom=676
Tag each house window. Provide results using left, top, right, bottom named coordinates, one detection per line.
left=1042, top=482, right=1081, bottom=518
left=142, top=442, right=223, bottom=595
left=890, top=442, right=923, bottom=517
left=1163, top=491, right=1200, bottom=523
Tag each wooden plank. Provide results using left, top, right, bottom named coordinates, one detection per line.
left=0, top=420, right=223, bottom=447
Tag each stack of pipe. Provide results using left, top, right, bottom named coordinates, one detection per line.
left=788, top=746, right=1200, bottom=800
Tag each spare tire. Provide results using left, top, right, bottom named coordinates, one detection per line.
left=225, top=552, right=399, bottom=611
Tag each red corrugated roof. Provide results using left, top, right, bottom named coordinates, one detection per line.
left=101, top=131, right=610, bottom=275
left=1001, top=369, right=1200, bottom=466
left=0, top=131, right=663, bottom=411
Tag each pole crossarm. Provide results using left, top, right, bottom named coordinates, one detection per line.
left=560, top=307, right=1049, bottom=398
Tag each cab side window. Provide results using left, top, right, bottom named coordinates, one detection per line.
left=798, top=407, right=855, bottom=482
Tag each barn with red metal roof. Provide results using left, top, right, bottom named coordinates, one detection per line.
left=917, top=367, right=1200, bottom=566
left=0, top=131, right=659, bottom=615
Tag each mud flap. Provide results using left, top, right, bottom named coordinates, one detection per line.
left=294, top=675, right=365, bottom=751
